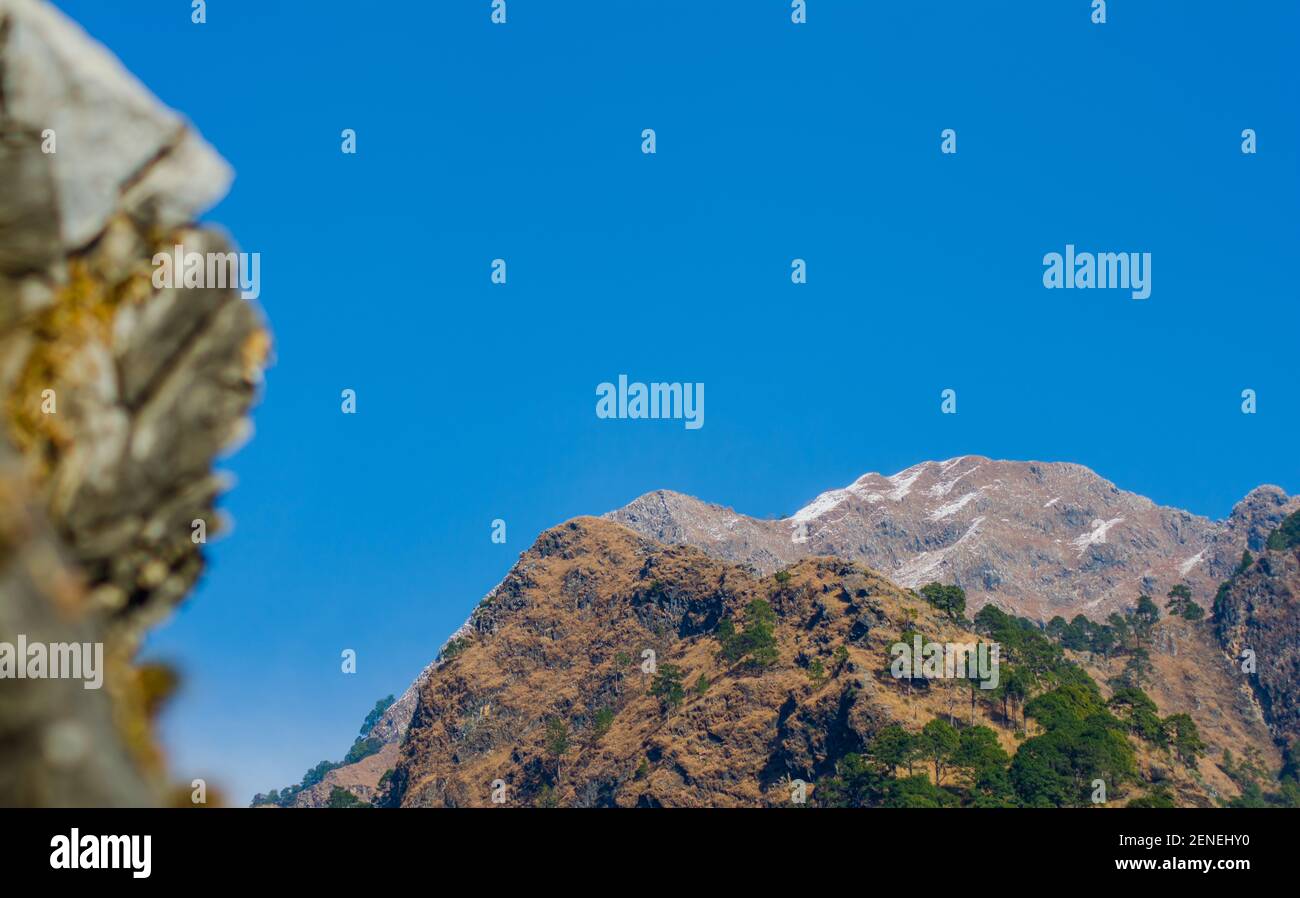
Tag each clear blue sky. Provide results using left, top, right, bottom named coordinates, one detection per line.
left=52, top=1, right=1298, bottom=803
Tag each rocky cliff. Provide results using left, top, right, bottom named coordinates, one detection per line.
left=1214, top=514, right=1300, bottom=749
left=0, top=0, right=265, bottom=806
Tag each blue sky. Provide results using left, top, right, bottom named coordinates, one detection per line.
left=52, top=1, right=1298, bottom=803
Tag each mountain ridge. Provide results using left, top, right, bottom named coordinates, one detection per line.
left=269, top=457, right=1297, bottom=807
left=608, top=456, right=1298, bottom=621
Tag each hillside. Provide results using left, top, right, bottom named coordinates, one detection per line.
left=377, top=518, right=1274, bottom=808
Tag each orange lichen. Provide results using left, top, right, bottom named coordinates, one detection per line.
left=5, top=233, right=168, bottom=477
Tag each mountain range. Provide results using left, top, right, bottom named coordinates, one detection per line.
left=263, top=458, right=1299, bottom=808
left=609, top=456, right=1297, bottom=620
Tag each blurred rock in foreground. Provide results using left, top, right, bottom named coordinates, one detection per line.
left=0, top=0, right=266, bottom=806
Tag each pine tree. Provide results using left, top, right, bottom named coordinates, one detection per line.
left=919, top=718, right=959, bottom=785
left=544, top=717, right=570, bottom=783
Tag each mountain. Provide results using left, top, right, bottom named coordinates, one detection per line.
left=286, top=458, right=1298, bottom=808
left=610, top=456, right=1299, bottom=621
left=379, top=518, right=1272, bottom=807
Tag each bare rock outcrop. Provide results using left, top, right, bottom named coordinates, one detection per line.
left=0, top=0, right=266, bottom=806
left=1214, top=521, right=1300, bottom=748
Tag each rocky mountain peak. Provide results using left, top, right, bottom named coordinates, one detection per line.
left=610, top=457, right=1296, bottom=622
left=1226, top=485, right=1296, bottom=547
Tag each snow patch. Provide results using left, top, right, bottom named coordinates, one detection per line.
left=1071, top=517, right=1125, bottom=555
left=789, top=462, right=930, bottom=522
left=886, top=466, right=926, bottom=501
left=927, top=464, right=982, bottom=498
left=1178, top=549, right=1205, bottom=576
left=939, top=456, right=972, bottom=474
left=929, top=491, right=980, bottom=521
left=894, top=551, right=945, bottom=587
left=789, top=488, right=852, bottom=523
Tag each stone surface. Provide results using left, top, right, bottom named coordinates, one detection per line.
left=0, top=0, right=265, bottom=806
left=0, top=0, right=231, bottom=251
left=0, top=445, right=153, bottom=806
left=1214, top=532, right=1300, bottom=747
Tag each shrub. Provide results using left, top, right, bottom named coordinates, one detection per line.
left=343, top=736, right=382, bottom=765
left=807, top=658, right=826, bottom=685
left=300, top=760, right=339, bottom=790
left=1266, top=511, right=1300, bottom=551
left=326, top=786, right=370, bottom=808
left=1128, top=786, right=1176, bottom=808
left=590, top=707, right=615, bottom=740
left=1164, top=713, right=1206, bottom=765
left=717, top=599, right=779, bottom=669
left=919, top=582, right=966, bottom=621
left=360, top=695, right=396, bottom=736
left=651, top=664, right=685, bottom=714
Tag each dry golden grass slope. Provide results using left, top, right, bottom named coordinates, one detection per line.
left=1072, top=618, right=1279, bottom=804
left=387, top=517, right=1264, bottom=808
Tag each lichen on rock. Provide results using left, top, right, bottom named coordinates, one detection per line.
left=0, top=0, right=267, bottom=806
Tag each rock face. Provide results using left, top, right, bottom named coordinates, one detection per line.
left=0, top=447, right=153, bottom=805
left=1214, top=525, right=1300, bottom=748
left=609, top=456, right=1298, bottom=622
left=0, top=0, right=265, bottom=806
left=1206, top=486, right=1300, bottom=581
left=386, top=518, right=1266, bottom=808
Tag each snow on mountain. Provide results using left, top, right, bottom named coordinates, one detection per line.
left=608, top=456, right=1299, bottom=621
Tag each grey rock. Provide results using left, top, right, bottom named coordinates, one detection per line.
left=0, top=0, right=265, bottom=806
left=0, top=0, right=231, bottom=251
left=608, top=456, right=1298, bottom=622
